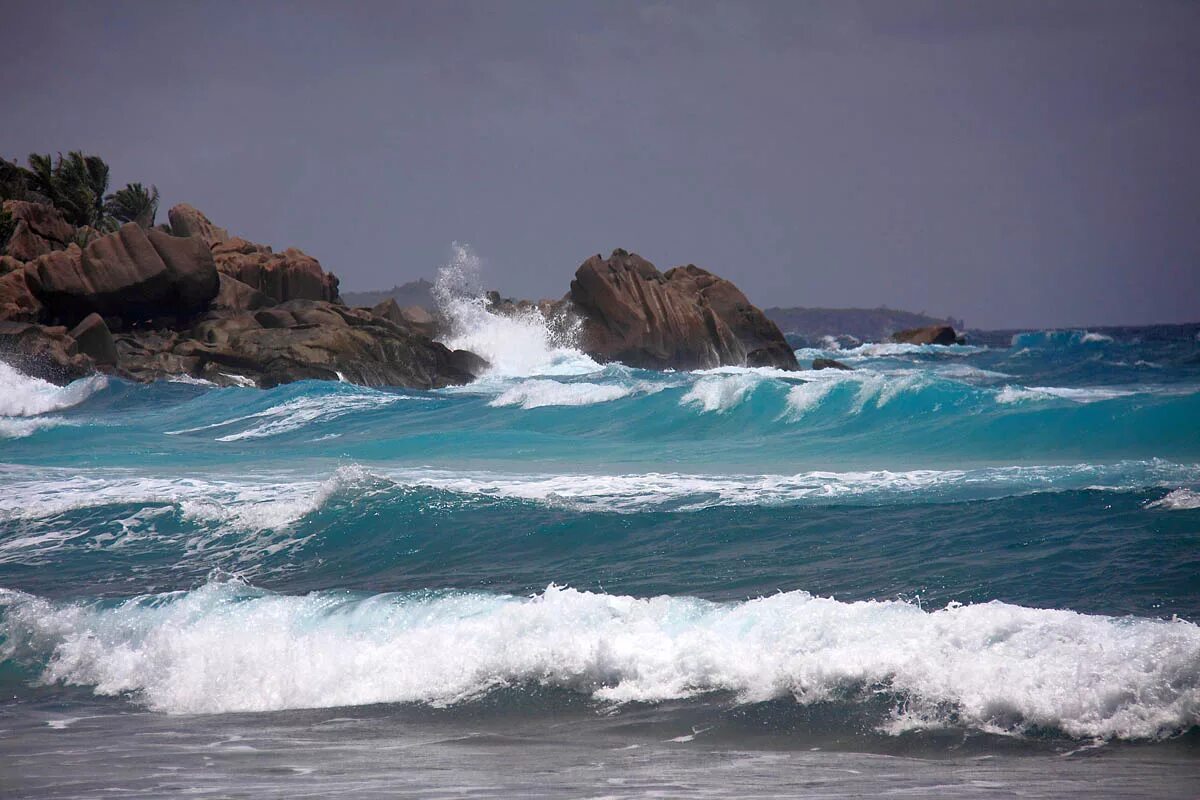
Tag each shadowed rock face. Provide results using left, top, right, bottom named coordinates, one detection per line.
left=24, top=223, right=219, bottom=326
left=568, top=250, right=798, bottom=371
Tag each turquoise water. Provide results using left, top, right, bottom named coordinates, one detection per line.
left=2, top=316, right=1199, bottom=796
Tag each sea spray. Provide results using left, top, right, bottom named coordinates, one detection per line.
left=433, top=242, right=599, bottom=376
left=2, top=581, right=1197, bottom=739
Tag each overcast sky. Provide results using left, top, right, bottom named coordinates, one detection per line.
left=6, top=0, right=1198, bottom=328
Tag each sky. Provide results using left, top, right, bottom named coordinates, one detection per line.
left=5, top=0, right=1198, bottom=329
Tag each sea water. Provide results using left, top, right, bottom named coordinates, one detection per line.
left=2, top=260, right=1198, bottom=797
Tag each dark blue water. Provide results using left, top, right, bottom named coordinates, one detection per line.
left=2, top=319, right=1198, bottom=797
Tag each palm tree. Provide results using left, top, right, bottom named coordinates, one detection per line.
left=24, top=151, right=116, bottom=230
left=105, top=182, right=160, bottom=228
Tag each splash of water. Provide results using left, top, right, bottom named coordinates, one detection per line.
left=433, top=243, right=599, bottom=376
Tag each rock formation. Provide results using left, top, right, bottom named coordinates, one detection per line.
left=567, top=250, right=798, bottom=371
left=890, top=324, right=964, bottom=346
left=1, top=202, right=485, bottom=389
left=812, top=357, right=852, bottom=370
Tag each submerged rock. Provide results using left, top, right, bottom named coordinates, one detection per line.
left=568, top=250, right=798, bottom=371
left=812, top=357, right=852, bottom=370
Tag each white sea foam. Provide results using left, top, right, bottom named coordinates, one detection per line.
left=782, top=380, right=838, bottom=419
left=1146, top=489, right=1200, bottom=511
left=489, top=379, right=655, bottom=409
left=167, top=391, right=406, bottom=440
left=995, top=385, right=1137, bottom=405
left=0, top=416, right=75, bottom=439
left=2, top=463, right=1197, bottom=530
left=2, top=582, right=1196, bottom=739
left=434, top=243, right=600, bottom=377
left=0, top=361, right=107, bottom=417
left=680, top=374, right=764, bottom=413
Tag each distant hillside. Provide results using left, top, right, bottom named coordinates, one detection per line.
left=341, top=279, right=436, bottom=310
left=764, top=306, right=964, bottom=344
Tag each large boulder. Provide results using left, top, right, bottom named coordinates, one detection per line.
left=211, top=272, right=270, bottom=311
left=168, top=203, right=229, bottom=247
left=891, top=325, right=963, bottom=346
left=0, top=321, right=92, bottom=383
left=212, top=238, right=340, bottom=304
left=568, top=250, right=798, bottom=371
left=117, top=299, right=483, bottom=388
left=68, top=313, right=118, bottom=365
left=24, top=223, right=219, bottom=326
left=2, top=200, right=75, bottom=262
left=0, top=268, right=42, bottom=322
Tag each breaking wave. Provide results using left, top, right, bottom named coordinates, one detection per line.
left=2, top=581, right=1196, bottom=740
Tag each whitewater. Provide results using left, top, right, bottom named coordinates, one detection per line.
left=2, top=252, right=1199, bottom=797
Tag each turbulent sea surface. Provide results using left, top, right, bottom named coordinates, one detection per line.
left=2, top=292, right=1199, bottom=797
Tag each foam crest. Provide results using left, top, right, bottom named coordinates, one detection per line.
left=3, top=582, right=1196, bottom=739
left=167, top=390, right=406, bottom=440
left=996, top=385, right=1137, bottom=405
left=434, top=243, right=599, bottom=376
left=489, top=380, right=638, bottom=409
left=782, top=380, right=838, bottom=419
left=680, top=374, right=764, bottom=413
left=1010, top=330, right=1115, bottom=348
left=1146, top=488, right=1200, bottom=511
left=0, top=361, right=106, bottom=417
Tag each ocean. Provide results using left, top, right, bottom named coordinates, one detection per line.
left=2, top=294, right=1199, bottom=797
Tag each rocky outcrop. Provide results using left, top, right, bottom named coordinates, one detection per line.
left=371, top=298, right=437, bottom=338
left=2, top=200, right=74, bottom=262
left=115, top=299, right=485, bottom=388
left=168, top=203, right=229, bottom=247
left=0, top=268, right=42, bottom=323
left=68, top=313, right=118, bottom=365
left=211, top=237, right=339, bottom=304
left=891, top=325, right=963, bottom=346
left=211, top=273, right=270, bottom=311
left=24, top=223, right=219, bottom=326
left=568, top=250, right=798, bottom=371
left=812, top=357, right=852, bottom=370
left=0, top=321, right=93, bottom=382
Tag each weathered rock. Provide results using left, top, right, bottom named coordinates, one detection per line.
left=0, top=321, right=92, bottom=383
left=1, top=200, right=74, bottom=262
left=891, top=325, right=963, bottom=346
left=371, top=298, right=438, bottom=337
left=117, top=299, right=483, bottom=388
left=212, top=241, right=340, bottom=304
left=68, top=313, right=118, bottom=365
left=812, top=357, right=852, bottom=370
left=168, top=203, right=229, bottom=247
left=568, top=250, right=798, bottom=371
left=0, top=268, right=43, bottom=323
left=211, top=273, right=269, bottom=311
left=25, top=223, right=219, bottom=325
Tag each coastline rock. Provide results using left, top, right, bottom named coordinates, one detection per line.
left=371, top=298, right=438, bottom=337
left=212, top=239, right=340, bottom=304
left=890, top=324, right=963, bottom=346
left=0, top=321, right=92, bottom=383
left=0, top=268, right=43, bottom=322
left=68, top=313, right=118, bottom=365
left=211, top=273, right=270, bottom=311
left=117, top=299, right=483, bottom=388
left=168, top=204, right=229, bottom=247
left=25, top=223, right=219, bottom=325
left=1, top=200, right=74, bottom=262
left=812, top=357, right=852, bottom=370
left=568, top=250, right=798, bottom=371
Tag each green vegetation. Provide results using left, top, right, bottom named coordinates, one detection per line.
left=0, top=151, right=159, bottom=232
